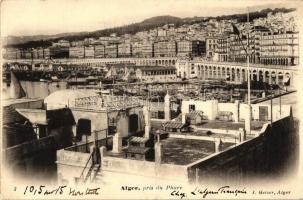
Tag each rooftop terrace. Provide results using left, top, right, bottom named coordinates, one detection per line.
left=161, top=138, right=234, bottom=165
left=195, top=120, right=265, bottom=131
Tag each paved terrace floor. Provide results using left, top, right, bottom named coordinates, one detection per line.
left=195, top=120, right=265, bottom=131
left=161, top=138, right=234, bottom=165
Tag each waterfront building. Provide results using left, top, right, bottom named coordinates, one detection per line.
left=32, top=49, right=38, bottom=59
left=135, top=66, right=177, bottom=82
left=176, top=59, right=296, bottom=86
left=21, top=49, right=32, bottom=60
left=94, top=45, right=105, bottom=58
left=2, top=48, right=20, bottom=60
left=141, top=42, right=154, bottom=58
left=118, top=43, right=132, bottom=58
left=154, top=40, right=177, bottom=57
left=177, top=40, right=206, bottom=58
left=206, top=36, right=218, bottom=58
left=43, top=48, right=50, bottom=59
left=131, top=42, right=143, bottom=58
left=216, top=36, right=229, bottom=62
left=228, top=34, right=249, bottom=63
left=69, top=46, right=85, bottom=58
left=260, top=31, right=299, bottom=66
left=84, top=46, right=95, bottom=58
left=37, top=48, right=44, bottom=59
left=105, top=44, right=118, bottom=58
left=49, top=46, right=69, bottom=59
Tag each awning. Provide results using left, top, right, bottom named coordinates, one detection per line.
left=16, top=108, right=47, bottom=125
left=129, top=136, right=149, bottom=144
left=163, top=122, right=185, bottom=129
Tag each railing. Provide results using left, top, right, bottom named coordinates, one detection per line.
left=73, top=95, right=144, bottom=110
left=74, top=95, right=101, bottom=108
left=78, top=149, right=94, bottom=183
left=65, top=132, right=113, bottom=153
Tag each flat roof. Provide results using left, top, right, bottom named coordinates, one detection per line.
left=195, top=120, right=264, bottom=131
left=161, top=137, right=234, bottom=165
left=2, top=98, right=43, bottom=107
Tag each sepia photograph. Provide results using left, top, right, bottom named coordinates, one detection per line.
left=0, top=0, right=302, bottom=199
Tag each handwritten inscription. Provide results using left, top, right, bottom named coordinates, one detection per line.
left=18, top=184, right=292, bottom=199
left=23, top=185, right=100, bottom=196
left=191, top=186, right=247, bottom=199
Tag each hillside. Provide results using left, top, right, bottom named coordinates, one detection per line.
left=4, top=7, right=296, bottom=49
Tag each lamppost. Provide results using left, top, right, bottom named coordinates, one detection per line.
left=232, top=8, right=251, bottom=136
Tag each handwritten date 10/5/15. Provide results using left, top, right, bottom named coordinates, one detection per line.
left=24, top=185, right=66, bottom=195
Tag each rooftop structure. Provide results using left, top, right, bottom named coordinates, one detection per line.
left=55, top=89, right=294, bottom=185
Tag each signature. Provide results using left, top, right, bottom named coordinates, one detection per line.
left=170, top=185, right=247, bottom=199
left=191, top=185, right=247, bottom=198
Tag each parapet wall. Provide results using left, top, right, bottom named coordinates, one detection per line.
left=102, top=156, right=188, bottom=182
left=186, top=112, right=295, bottom=184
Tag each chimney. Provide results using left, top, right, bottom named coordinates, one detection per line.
left=164, top=93, right=171, bottom=121
left=144, top=125, right=150, bottom=138
left=214, top=138, right=222, bottom=153
left=143, top=106, right=150, bottom=138
left=112, top=132, right=122, bottom=153
left=182, top=113, right=186, bottom=124
left=244, top=104, right=252, bottom=135
left=155, top=135, right=162, bottom=164
left=234, top=100, right=240, bottom=123
left=238, top=128, right=246, bottom=143
left=99, top=146, right=107, bottom=163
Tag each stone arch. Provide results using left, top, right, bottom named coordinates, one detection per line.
left=226, top=68, right=230, bottom=80
left=231, top=68, right=235, bottom=81
left=271, top=71, right=276, bottom=84
left=252, top=70, right=257, bottom=81
left=217, top=67, right=221, bottom=78
left=259, top=70, right=264, bottom=82
left=213, top=66, right=217, bottom=78
left=278, top=71, right=284, bottom=85
left=236, top=68, right=240, bottom=82
left=221, top=67, right=225, bottom=78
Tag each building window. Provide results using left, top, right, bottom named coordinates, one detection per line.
left=189, top=104, right=195, bottom=111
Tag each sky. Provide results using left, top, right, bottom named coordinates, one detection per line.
left=0, top=0, right=297, bottom=37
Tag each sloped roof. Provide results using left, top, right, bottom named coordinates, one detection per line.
left=186, top=111, right=203, bottom=120
left=163, top=121, right=186, bottom=129
left=129, top=136, right=149, bottom=144
left=16, top=108, right=47, bottom=125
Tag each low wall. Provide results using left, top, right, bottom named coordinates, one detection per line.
left=56, top=149, right=92, bottom=184
left=65, top=136, right=113, bottom=153
left=169, top=133, right=239, bottom=144
left=102, top=156, right=188, bottom=181
left=4, top=136, right=57, bottom=182
left=186, top=113, right=295, bottom=183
